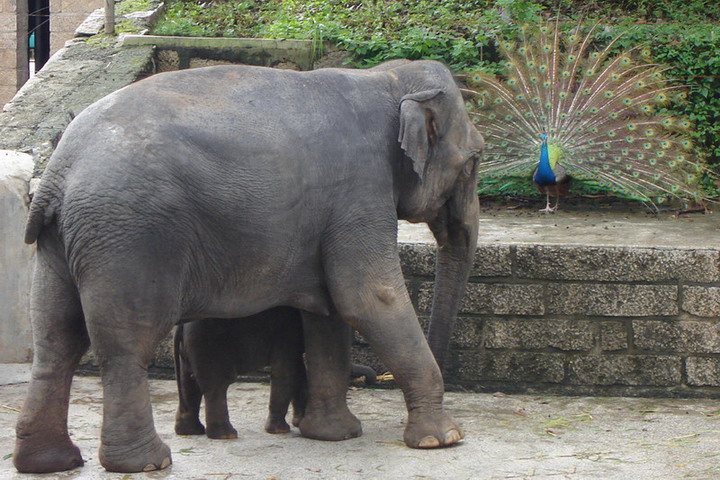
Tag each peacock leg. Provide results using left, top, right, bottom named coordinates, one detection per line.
left=539, top=192, right=555, bottom=214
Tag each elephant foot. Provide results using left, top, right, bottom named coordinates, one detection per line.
left=299, top=406, right=362, bottom=441
left=206, top=422, right=238, bottom=440
left=403, top=409, right=464, bottom=449
left=265, top=416, right=291, bottom=434
left=99, top=434, right=172, bottom=473
left=13, top=435, right=84, bottom=473
left=175, top=417, right=206, bottom=436
left=292, top=413, right=302, bottom=428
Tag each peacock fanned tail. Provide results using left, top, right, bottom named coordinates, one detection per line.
left=466, top=22, right=710, bottom=208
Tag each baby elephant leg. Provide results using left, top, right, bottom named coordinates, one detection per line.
left=173, top=325, right=206, bottom=436
left=265, top=310, right=306, bottom=433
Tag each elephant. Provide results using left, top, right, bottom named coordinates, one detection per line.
left=14, top=58, right=483, bottom=473
left=174, top=308, right=307, bottom=439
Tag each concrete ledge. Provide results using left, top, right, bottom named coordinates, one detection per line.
left=121, top=35, right=315, bottom=70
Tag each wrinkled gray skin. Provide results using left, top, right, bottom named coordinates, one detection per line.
left=174, top=308, right=307, bottom=439
left=15, top=59, right=483, bottom=473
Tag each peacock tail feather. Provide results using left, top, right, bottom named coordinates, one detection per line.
left=466, top=21, right=710, bottom=207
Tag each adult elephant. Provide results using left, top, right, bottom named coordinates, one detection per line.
left=14, top=59, right=483, bottom=473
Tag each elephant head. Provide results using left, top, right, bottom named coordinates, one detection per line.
left=392, top=61, right=484, bottom=372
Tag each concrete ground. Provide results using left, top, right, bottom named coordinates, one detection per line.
left=2, top=364, right=720, bottom=479
left=399, top=198, right=720, bottom=249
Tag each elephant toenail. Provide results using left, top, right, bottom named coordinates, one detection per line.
left=418, top=435, right=440, bottom=448
left=143, top=464, right=158, bottom=472
left=444, top=429, right=463, bottom=445
left=161, top=457, right=172, bottom=469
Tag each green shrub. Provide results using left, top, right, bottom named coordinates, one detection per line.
left=151, top=0, right=720, bottom=198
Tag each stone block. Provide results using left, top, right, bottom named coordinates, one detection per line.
left=567, top=355, right=682, bottom=386
left=484, top=318, right=594, bottom=351
left=456, top=351, right=565, bottom=384
left=417, top=282, right=544, bottom=315
left=515, top=245, right=720, bottom=283
left=547, top=284, right=678, bottom=317
left=470, top=245, right=513, bottom=277
left=682, top=286, right=720, bottom=317
left=398, top=243, right=512, bottom=278
left=0, top=150, right=35, bottom=362
left=686, top=357, right=720, bottom=387
left=151, top=331, right=175, bottom=369
left=75, top=8, right=104, bottom=36
left=632, top=320, right=720, bottom=353
left=399, top=243, right=435, bottom=277
left=600, top=321, right=628, bottom=351
left=450, top=317, right=483, bottom=349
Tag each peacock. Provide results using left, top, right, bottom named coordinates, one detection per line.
left=465, top=22, right=710, bottom=212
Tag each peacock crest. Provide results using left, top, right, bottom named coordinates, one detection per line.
left=466, top=22, right=710, bottom=211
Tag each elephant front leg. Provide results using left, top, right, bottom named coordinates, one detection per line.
left=350, top=289, right=463, bottom=448
left=324, top=233, right=463, bottom=449
left=298, top=312, right=362, bottom=441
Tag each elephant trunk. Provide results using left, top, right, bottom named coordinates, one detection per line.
left=426, top=178, right=479, bottom=373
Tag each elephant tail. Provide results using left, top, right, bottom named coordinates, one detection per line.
left=24, top=178, right=61, bottom=245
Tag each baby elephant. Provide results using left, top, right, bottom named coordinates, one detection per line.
left=174, top=307, right=307, bottom=439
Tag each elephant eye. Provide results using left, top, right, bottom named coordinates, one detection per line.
left=462, top=155, right=478, bottom=177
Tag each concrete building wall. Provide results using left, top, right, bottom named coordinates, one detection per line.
left=50, top=0, right=102, bottom=53
left=0, top=0, right=28, bottom=105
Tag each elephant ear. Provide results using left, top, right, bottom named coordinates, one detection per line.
left=398, top=89, right=445, bottom=181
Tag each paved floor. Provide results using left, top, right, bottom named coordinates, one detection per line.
left=2, top=364, right=720, bottom=479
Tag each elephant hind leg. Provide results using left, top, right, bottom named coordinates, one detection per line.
left=82, top=276, right=178, bottom=472
left=298, top=311, right=362, bottom=442
left=14, top=253, right=89, bottom=473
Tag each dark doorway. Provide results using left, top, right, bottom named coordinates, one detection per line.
left=28, top=0, right=50, bottom=73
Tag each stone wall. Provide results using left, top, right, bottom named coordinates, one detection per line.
left=352, top=242, right=720, bottom=398
left=140, top=237, right=720, bottom=399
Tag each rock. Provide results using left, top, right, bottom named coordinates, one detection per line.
left=0, top=150, right=35, bottom=362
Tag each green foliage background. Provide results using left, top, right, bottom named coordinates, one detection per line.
left=153, top=0, right=720, bottom=199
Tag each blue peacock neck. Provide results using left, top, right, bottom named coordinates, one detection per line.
left=534, top=138, right=556, bottom=186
